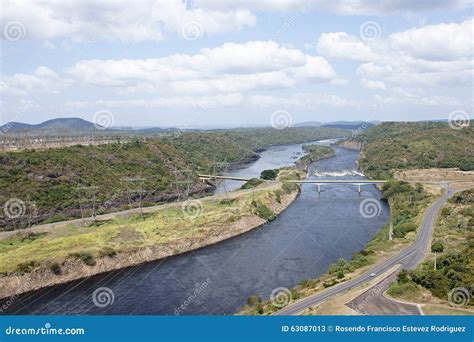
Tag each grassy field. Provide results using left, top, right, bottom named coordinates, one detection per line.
left=0, top=183, right=290, bottom=275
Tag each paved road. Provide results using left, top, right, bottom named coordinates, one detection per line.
left=346, top=271, right=421, bottom=315
left=275, top=184, right=454, bottom=315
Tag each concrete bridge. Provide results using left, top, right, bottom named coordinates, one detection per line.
left=198, top=174, right=387, bottom=193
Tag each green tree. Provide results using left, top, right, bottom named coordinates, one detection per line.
left=431, top=241, right=444, bottom=253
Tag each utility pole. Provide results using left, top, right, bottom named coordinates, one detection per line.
left=122, top=178, right=146, bottom=219
left=171, top=168, right=194, bottom=201
left=389, top=221, right=393, bottom=241
left=434, top=252, right=437, bottom=270
left=213, top=158, right=230, bottom=201
left=76, top=186, right=99, bottom=225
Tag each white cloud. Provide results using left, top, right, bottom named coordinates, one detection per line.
left=356, top=19, right=473, bottom=90
left=196, top=0, right=470, bottom=16
left=390, top=18, right=474, bottom=61
left=317, top=32, right=378, bottom=62
left=1, top=0, right=255, bottom=42
left=66, top=41, right=337, bottom=95
left=0, top=66, right=71, bottom=96
left=360, top=79, right=386, bottom=90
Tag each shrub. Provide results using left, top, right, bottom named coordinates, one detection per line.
left=281, top=182, right=298, bottom=194
left=69, top=252, right=96, bottom=266
left=241, top=178, right=263, bottom=189
left=49, top=262, right=61, bottom=275
left=260, top=169, right=279, bottom=180
left=251, top=200, right=276, bottom=221
left=100, top=247, right=117, bottom=258
left=15, top=260, right=40, bottom=274
left=431, top=241, right=444, bottom=253
left=273, top=190, right=283, bottom=203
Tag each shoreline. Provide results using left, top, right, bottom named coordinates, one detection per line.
left=0, top=188, right=300, bottom=301
left=0, top=140, right=332, bottom=303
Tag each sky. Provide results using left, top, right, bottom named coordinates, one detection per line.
left=0, top=0, right=473, bottom=128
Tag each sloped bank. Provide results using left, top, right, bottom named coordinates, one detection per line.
left=0, top=178, right=302, bottom=301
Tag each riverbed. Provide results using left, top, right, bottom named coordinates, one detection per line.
left=2, top=142, right=389, bottom=315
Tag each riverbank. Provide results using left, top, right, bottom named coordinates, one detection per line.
left=0, top=167, right=305, bottom=300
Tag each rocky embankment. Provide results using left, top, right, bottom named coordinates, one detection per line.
left=338, top=139, right=363, bottom=150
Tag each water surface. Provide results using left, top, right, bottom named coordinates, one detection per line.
left=2, top=143, right=388, bottom=315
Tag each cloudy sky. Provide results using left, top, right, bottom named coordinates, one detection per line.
left=0, top=0, right=473, bottom=128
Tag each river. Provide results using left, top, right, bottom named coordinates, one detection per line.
left=2, top=141, right=389, bottom=315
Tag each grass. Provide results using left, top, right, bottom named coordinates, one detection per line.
left=422, top=305, right=474, bottom=316
left=0, top=185, right=289, bottom=274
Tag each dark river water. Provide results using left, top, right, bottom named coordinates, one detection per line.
left=2, top=142, right=389, bottom=315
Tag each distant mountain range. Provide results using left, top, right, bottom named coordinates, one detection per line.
left=0, top=118, right=177, bottom=134
left=1, top=118, right=100, bottom=133
left=294, top=120, right=377, bottom=130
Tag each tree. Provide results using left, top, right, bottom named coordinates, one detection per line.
left=260, top=169, right=279, bottom=180
left=431, top=241, right=444, bottom=253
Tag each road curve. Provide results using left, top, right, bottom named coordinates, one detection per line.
left=275, top=184, right=454, bottom=315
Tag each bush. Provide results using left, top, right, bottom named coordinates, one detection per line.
left=281, top=182, right=298, bottom=194
left=273, top=190, right=283, bottom=203
left=241, top=178, right=263, bottom=189
left=69, top=252, right=96, bottom=266
left=49, top=262, right=61, bottom=275
left=100, top=247, right=117, bottom=258
left=431, top=241, right=444, bottom=253
left=251, top=200, right=276, bottom=221
left=260, top=169, right=279, bottom=180
left=15, top=260, right=40, bottom=274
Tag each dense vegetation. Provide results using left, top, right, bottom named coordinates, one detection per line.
left=242, top=180, right=433, bottom=315
left=388, top=189, right=473, bottom=306
left=297, top=144, right=335, bottom=169
left=0, top=127, right=348, bottom=229
left=355, top=122, right=474, bottom=179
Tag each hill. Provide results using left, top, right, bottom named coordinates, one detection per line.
left=0, top=126, right=349, bottom=229
left=355, top=121, right=474, bottom=179
left=294, top=121, right=375, bottom=130
left=1, top=118, right=101, bottom=133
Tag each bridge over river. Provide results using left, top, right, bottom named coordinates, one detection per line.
left=199, top=174, right=387, bottom=193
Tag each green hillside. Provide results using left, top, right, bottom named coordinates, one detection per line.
left=356, top=122, right=473, bottom=179
left=0, top=127, right=348, bottom=229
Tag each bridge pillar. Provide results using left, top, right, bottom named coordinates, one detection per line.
left=358, top=184, right=361, bottom=194
left=317, top=184, right=321, bottom=194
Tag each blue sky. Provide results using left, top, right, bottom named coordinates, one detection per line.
left=1, top=0, right=472, bottom=128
